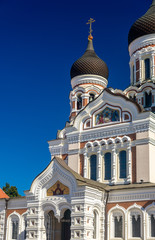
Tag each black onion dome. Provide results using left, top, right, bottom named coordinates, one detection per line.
left=70, top=39, right=109, bottom=79
left=128, top=0, right=155, bottom=45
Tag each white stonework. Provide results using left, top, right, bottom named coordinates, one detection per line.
left=1, top=2, right=155, bottom=240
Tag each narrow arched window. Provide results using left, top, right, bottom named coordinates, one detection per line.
left=145, top=58, right=150, bottom=80
left=93, top=211, right=97, bottom=239
left=104, top=152, right=111, bottom=180
left=114, top=216, right=123, bottom=238
left=151, top=214, right=155, bottom=237
left=12, top=217, right=19, bottom=239
left=119, top=151, right=127, bottom=179
left=90, top=155, right=97, bottom=181
left=132, top=215, right=141, bottom=237
left=77, top=94, right=82, bottom=110
left=89, top=93, right=95, bottom=103
left=145, top=91, right=152, bottom=108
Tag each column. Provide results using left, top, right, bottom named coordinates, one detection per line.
left=151, top=53, right=155, bottom=81
left=139, top=56, right=142, bottom=83
left=81, top=93, right=89, bottom=108
left=111, top=147, right=116, bottom=185
left=127, top=145, right=132, bottom=183
left=84, top=151, right=88, bottom=178
left=97, top=148, right=101, bottom=182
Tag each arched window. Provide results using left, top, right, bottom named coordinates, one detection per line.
left=144, top=58, right=150, bottom=80
left=93, top=211, right=97, bottom=239
left=89, top=93, right=95, bottom=103
left=151, top=214, right=155, bottom=237
left=145, top=91, right=152, bottom=108
left=11, top=216, right=19, bottom=239
left=131, top=214, right=141, bottom=237
left=93, top=210, right=99, bottom=239
left=77, top=94, right=82, bottom=110
left=61, top=209, right=71, bottom=240
left=114, top=216, right=123, bottom=238
left=119, top=151, right=127, bottom=179
left=104, top=152, right=111, bottom=180
left=90, top=155, right=97, bottom=181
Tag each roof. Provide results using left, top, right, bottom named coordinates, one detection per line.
left=70, top=39, right=109, bottom=79
left=128, top=0, right=155, bottom=45
left=0, top=188, right=9, bottom=199
left=55, top=157, right=155, bottom=192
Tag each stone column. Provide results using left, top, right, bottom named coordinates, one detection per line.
left=97, top=147, right=101, bottom=182
left=111, top=147, right=116, bottom=185
left=151, top=53, right=155, bottom=81
left=139, top=56, right=142, bottom=83
left=127, top=145, right=132, bottom=183
left=84, top=151, right=88, bottom=178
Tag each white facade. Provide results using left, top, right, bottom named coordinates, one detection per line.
left=1, top=1, right=155, bottom=240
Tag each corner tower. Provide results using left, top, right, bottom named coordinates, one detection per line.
left=69, top=19, right=109, bottom=121
left=128, top=0, right=155, bottom=86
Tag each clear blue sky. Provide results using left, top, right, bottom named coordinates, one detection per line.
left=0, top=0, right=151, bottom=195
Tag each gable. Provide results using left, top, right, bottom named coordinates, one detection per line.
left=72, top=88, right=144, bottom=131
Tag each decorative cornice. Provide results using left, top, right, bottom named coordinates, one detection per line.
left=71, top=75, right=108, bottom=89
left=129, top=34, right=155, bottom=57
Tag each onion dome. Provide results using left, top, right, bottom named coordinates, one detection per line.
left=128, top=0, right=155, bottom=45
left=70, top=38, right=109, bottom=79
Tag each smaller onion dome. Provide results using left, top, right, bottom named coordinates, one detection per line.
left=128, top=0, right=155, bottom=45
left=70, top=38, right=109, bottom=79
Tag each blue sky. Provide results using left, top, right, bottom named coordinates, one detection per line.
left=0, top=0, right=151, bottom=195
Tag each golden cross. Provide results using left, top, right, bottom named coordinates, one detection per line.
left=86, top=18, right=95, bottom=39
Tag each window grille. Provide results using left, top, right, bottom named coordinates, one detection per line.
left=132, top=215, right=141, bottom=237
left=114, top=216, right=122, bottom=238
left=12, top=220, right=18, bottom=239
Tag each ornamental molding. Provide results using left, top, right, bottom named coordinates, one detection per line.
left=129, top=34, right=155, bottom=56
left=108, top=191, right=155, bottom=203
left=124, top=82, right=155, bottom=95
left=71, top=74, right=108, bottom=89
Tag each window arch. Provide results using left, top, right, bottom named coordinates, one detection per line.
left=90, top=155, right=97, bottom=181
left=145, top=204, right=155, bottom=238
left=104, top=152, right=111, bottom=180
left=113, top=213, right=123, bottom=238
left=144, top=58, right=150, bottom=80
left=119, top=150, right=127, bottom=179
left=9, top=214, right=20, bottom=240
left=145, top=91, right=152, bottom=108
left=77, top=94, right=82, bottom=110
left=129, top=209, right=142, bottom=238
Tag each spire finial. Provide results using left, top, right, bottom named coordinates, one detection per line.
left=86, top=18, right=95, bottom=40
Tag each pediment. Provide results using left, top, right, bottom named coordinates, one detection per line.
left=27, top=157, right=77, bottom=200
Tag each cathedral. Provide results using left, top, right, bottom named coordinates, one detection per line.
left=1, top=1, right=155, bottom=240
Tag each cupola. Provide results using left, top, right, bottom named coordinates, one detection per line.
left=128, top=0, right=155, bottom=46
left=70, top=39, right=109, bottom=80
left=69, top=19, right=109, bottom=121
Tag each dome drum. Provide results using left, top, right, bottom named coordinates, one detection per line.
left=71, top=74, right=108, bottom=89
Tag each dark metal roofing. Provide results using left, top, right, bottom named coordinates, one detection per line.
left=70, top=39, right=109, bottom=79
left=128, top=0, right=155, bottom=45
